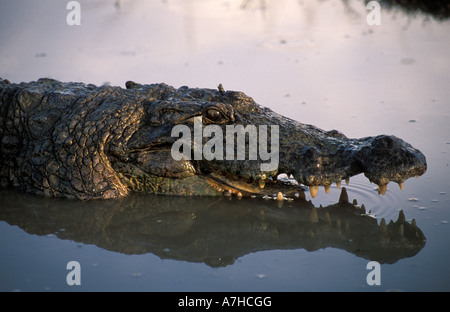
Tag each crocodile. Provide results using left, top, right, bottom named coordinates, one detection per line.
left=0, top=78, right=427, bottom=200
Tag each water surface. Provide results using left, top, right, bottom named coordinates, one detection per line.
left=0, top=0, right=449, bottom=291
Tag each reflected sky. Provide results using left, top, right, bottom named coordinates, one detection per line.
left=0, top=0, right=449, bottom=291
left=1, top=0, right=449, bottom=136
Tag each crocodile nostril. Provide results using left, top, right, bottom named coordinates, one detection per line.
left=374, top=135, right=396, bottom=149
left=303, top=147, right=320, bottom=163
left=382, top=137, right=394, bottom=148
left=303, top=147, right=319, bottom=159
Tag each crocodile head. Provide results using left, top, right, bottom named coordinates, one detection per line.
left=113, top=82, right=427, bottom=198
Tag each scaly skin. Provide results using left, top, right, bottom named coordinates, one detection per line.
left=0, top=78, right=427, bottom=200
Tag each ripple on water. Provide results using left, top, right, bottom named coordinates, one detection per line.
left=313, top=174, right=408, bottom=220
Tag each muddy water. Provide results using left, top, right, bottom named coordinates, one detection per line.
left=0, top=0, right=449, bottom=291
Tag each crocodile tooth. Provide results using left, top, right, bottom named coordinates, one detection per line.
left=276, top=192, right=284, bottom=201
left=237, top=192, right=243, bottom=198
left=377, top=184, right=387, bottom=195
left=411, top=219, right=419, bottom=238
left=336, top=181, right=341, bottom=189
left=258, top=179, right=265, bottom=189
left=309, top=207, right=319, bottom=223
left=379, top=218, right=387, bottom=233
left=398, top=224, right=404, bottom=236
left=324, top=185, right=330, bottom=194
left=398, top=182, right=404, bottom=191
left=345, top=177, right=350, bottom=185
left=324, top=212, right=332, bottom=225
left=309, top=186, right=318, bottom=198
left=361, top=204, right=366, bottom=214
left=397, top=209, right=405, bottom=223
left=339, top=187, right=349, bottom=203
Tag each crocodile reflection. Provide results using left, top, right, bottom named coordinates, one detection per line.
left=0, top=188, right=425, bottom=267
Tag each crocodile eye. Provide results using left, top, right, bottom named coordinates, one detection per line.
left=206, top=108, right=222, bottom=121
